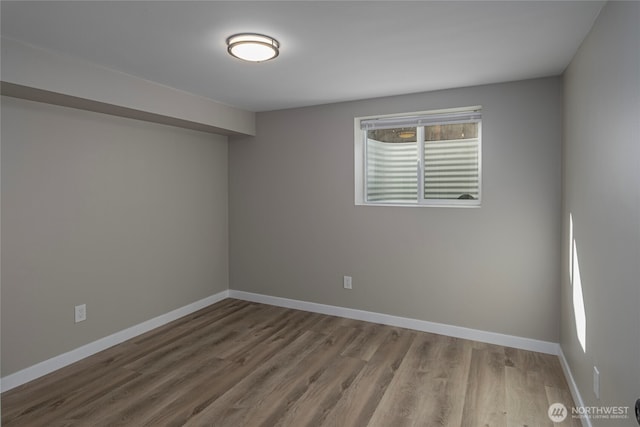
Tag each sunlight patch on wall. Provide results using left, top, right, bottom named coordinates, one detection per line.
left=569, top=213, right=574, bottom=284
left=569, top=213, right=587, bottom=352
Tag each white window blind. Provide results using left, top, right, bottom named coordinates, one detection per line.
left=366, top=139, right=417, bottom=202
left=423, top=137, right=479, bottom=200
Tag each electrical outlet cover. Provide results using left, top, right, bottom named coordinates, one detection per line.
left=343, top=276, right=352, bottom=289
left=75, top=304, right=87, bottom=323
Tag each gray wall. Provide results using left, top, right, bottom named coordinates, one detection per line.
left=1, top=96, right=229, bottom=376
left=229, top=77, right=562, bottom=342
left=561, top=0, right=640, bottom=420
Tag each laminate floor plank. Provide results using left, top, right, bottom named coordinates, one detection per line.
left=141, top=308, right=325, bottom=426
left=182, top=330, right=327, bottom=425
left=271, top=354, right=366, bottom=427
left=124, top=301, right=280, bottom=375
left=318, top=328, right=416, bottom=427
left=367, top=333, right=472, bottom=427
left=131, top=299, right=253, bottom=348
left=223, top=326, right=365, bottom=427
left=505, top=367, right=553, bottom=427
left=216, top=308, right=320, bottom=360
left=233, top=326, right=361, bottom=410
left=1, top=366, right=141, bottom=427
left=1, top=339, right=133, bottom=406
left=461, top=345, right=508, bottom=427
left=2, top=299, right=576, bottom=427
left=307, top=314, right=362, bottom=336
left=340, top=322, right=388, bottom=362
left=434, top=337, right=474, bottom=427
left=366, top=332, right=441, bottom=427
left=205, top=306, right=301, bottom=359
left=410, top=335, right=473, bottom=427
left=63, top=354, right=227, bottom=426
left=537, top=353, right=573, bottom=390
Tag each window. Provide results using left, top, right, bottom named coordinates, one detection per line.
left=355, top=107, right=482, bottom=207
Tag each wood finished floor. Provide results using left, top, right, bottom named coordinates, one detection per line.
left=2, top=298, right=579, bottom=427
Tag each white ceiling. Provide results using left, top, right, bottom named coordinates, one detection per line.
left=1, top=1, right=604, bottom=112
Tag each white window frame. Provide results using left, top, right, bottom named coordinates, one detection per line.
left=355, top=106, right=482, bottom=208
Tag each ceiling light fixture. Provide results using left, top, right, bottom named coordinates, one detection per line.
left=226, top=33, right=279, bottom=62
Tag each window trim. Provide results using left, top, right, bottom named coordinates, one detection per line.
left=355, top=106, right=482, bottom=208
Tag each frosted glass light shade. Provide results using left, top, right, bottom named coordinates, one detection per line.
left=227, top=33, right=279, bottom=62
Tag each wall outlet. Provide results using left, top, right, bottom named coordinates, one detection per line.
left=343, top=276, right=352, bottom=289
left=75, top=304, right=87, bottom=323
left=593, top=366, right=600, bottom=399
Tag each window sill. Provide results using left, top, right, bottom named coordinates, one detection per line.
left=355, top=201, right=481, bottom=208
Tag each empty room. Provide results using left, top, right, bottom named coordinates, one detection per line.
left=1, top=1, right=638, bottom=426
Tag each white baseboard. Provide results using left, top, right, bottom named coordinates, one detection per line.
left=0, top=290, right=229, bottom=393
left=1, top=289, right=561, bottom=394
left=558, top=347, right=592, bottom=427
left=228, top=290, right=560, bottom=355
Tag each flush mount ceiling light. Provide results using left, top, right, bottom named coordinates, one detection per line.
left=226, top=33, right=279, bottom=62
